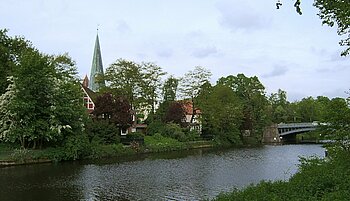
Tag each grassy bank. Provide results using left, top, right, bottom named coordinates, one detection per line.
left=0, top=134, right=216, bottom=166
left=214, top=150, right=350, bottom=201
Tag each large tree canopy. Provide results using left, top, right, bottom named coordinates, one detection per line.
left=0, top=31, right=87, bottom=148
left=314, top=0, right=350, bottom=56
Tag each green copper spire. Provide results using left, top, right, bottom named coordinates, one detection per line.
left=89, top=33, right=105, bottom=91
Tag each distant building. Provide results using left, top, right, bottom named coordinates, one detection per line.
left=81, top=33, right=147, bottom=135
left=82, top=75, right=96, bottom=113
left=180, top=100, right=202, bottom=133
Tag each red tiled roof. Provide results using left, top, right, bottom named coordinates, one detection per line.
left=179, top=100, right=201, bottom=115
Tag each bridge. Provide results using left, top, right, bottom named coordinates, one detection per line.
left=263, top=122, right=320, bottom=143
left=278, top=123, right=317, bottom=136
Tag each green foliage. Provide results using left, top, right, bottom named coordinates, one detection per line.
left=62, top=134, right=91, bottom=160
left=144, top=134, right=187, bottom=152
left=139, top=62, right=166, bottom=117
left=0, top=29, right=31, bottom=95
left=314, top=0, right=350, bottom=56
left=162, top=123, right=187, bottom=142
left=180, top=66, right=212, bottom=100
left=86, top=120, right=120, bottom=144
left=214, top=150, right=350, bottom=201
left=269, top=89, right=289, bottom=123
left=217, top=74, right=269, bottom=138
left=184, top=129, right=200, bottom=142
left=127, top=131, right=145, bottom=140
left=146, top=121, right=166, bottom=136
left=162, top=75, right=179, bottom=102
left=10, top=148, right=31, bottom=163
left=197, top=83, right=244, bottom=145
left=0, top=30, right=87, bottom=149
left=213, top=129, right=243, bottom=147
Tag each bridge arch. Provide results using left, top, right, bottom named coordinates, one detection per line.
left=278, top=123, right=319, bottom=143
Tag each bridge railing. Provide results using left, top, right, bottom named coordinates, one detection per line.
left=277, top=123, right=317, bottom=129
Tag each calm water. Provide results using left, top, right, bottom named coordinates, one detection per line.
left=0, top=144, right=324, bottom=201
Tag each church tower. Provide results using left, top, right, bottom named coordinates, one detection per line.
left=89, top=33, right=106, bottom=91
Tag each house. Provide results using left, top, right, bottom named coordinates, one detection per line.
left=180, top=100, right=202, bottom=133
left=81, top=75, right=96, bottom=114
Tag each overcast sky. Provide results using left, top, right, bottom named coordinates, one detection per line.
left=1, top=0, right=349, bottom=101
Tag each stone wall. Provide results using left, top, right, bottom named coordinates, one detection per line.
left=262, top=124, right=280, bottom=143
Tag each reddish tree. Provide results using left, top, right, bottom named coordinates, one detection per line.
left=93, top=93, right=132, bottom=128
left=164, top=101, right=187, bottom=127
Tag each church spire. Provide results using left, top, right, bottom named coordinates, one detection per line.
left=89, top=33, right=105, bottom=92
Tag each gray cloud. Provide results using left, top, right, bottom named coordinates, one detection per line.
left=329, top=50, right=350, bottom=62
left=115, top=20, right=131, bottom=35
left=262, top=65, right=288, bottom=78
left=216, top=0, right=271, bottom=31
left=157, top=48, right=173, bottom=58
left=322, top=88, right=348, bottom=99
left=192, top=46, right=218, bottom=58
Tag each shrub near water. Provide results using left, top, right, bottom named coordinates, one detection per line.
left=214, top=151, right=350, bottom=201
left=144, top=133, right=187, bottom=152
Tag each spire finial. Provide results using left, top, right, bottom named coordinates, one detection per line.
left=97, top=24, right=100, bottom=34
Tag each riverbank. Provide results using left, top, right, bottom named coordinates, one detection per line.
left=213, top=149, right=350, bottom=201
left=0, top=135, right=264, bottom=167
left=0, top=136, right=218, bottom=167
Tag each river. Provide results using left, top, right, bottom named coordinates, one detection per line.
left=0, top=144, right=325, bottom=201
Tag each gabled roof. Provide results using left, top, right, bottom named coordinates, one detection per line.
left=82, top=85, right=97, bottom=103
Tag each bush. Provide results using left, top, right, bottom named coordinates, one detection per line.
left=62, top=134, right=91, bottom=160
left=184, top=129, right=200, bottom=141
left=213, top=130, right=243, bottom=147
left=127, top=132, right=144, bottom=140
left=10, top=148, right=31, bottom=162
left=86, top=120, right=120, bottom=144
left=146, top=121, right=166, bottom=136
left=144, top=135, right=187, bottom=152
left=214, top=150, right=350, bottom=201
left=162, top=123, right=187, bottom=141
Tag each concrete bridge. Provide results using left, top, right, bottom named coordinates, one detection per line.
left=263, top=122, right=319, bottom=143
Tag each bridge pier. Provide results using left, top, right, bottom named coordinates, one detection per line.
left=262, top=124, right=281, bottom=144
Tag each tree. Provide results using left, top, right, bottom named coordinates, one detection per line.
left=0, top=30, right=87, bottom=148
left=323, top=98, right=350, bottom=151
left=139, top=62, right=166, bottom=117
left=315, top=96, right=330, bottom=122
left=314, top=0, right=350, bottom=56
left=162, top=75, right=179, bottom=102
left=105, top=59, right=143, bottom=110
left=93, top=92, right=133, bottom=130
left=0, top=29, right=30, bottom=95
left=49, top=54, right=88, bottom=146
left=217, top=74, right=269, bottom=138
left=269, top=89, right=290, bottom=123
left=197, top=84, right=243, bottom=144
left=164, top=101, right=186, bottom=127
left=180, top=66, right=212, bottom=123
left=0, top=48, right=87, bottom=148
left=294, top=97, right=320, bottom=122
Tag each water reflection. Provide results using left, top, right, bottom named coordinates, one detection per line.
left=0, top=145, right=324, bottom=201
